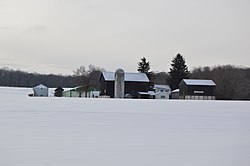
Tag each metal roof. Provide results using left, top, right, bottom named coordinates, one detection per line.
left=102, top=72, right=150, bottom=82
left=154, top=84, right=171, bottom=90
left=34, top=84, right=47, bottom=89
left=182, top=79, right=216, bottom=86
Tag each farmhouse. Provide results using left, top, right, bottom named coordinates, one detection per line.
left=99, top=71, right=150, bottom=98
left=33, top=84, right=48, bottom=97
left=153, top=84, right=171, bottom=99
left=179, top=79, right=216, bottom=100
left=136, top=84, right=171, bottom=99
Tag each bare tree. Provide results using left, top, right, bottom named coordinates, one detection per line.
left=191, top=65, right=250, bottom=100
left=212, top=65, right=250, bottom=100
left=73, top=65, right=105, bottom=96
left=150, top=71, right=169, bottom=85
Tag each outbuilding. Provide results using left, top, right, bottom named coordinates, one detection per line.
left=171, top=89, right=179, bottom=99
left=179, top=79, right=216, bottom=100
left=62, top=86, right=86, bottom=98
left=33, top=84, right=48, bottom=97
left=62, top=86, right=100, bottom=98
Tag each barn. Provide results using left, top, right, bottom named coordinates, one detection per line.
left=179, top=79, right=216, bottom=100
left=99, top=71, right=150, bottom=98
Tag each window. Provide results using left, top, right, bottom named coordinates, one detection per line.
left=161, top=95, right=165, bottom=99
left=194, top=91, right=204, bottom=94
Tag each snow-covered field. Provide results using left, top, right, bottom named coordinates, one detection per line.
left=0, top=87, right=250, bottom=166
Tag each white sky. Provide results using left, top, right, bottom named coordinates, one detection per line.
left=0, top=0, right=249, bottom=75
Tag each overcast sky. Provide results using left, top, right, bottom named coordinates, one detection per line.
left=0, top=0, right=249, bottom=74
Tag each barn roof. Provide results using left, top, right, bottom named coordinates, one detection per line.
left=102, top=72, right=150, bottom=82
left=182, top=79, right=216, bottom=86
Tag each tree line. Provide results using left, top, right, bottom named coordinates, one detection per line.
left=0, top=67, right=79, bottom=88
left=1, top=54, right=250, bottom=100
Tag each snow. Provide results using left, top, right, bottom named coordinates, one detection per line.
left=102, top=72, right=150, bottom=82
left=183, top=79, right=216, bottom=86
left=172, top=89, right=179, bottom=92
left=0, top=87, right=250, bottom=166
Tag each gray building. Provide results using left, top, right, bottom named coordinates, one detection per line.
left=33, top=84, right=48, bottom=97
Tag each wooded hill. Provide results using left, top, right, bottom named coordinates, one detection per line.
left=0, top=67, right=79, bottom=88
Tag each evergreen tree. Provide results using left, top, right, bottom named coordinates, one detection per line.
left=54, top=86, right=64, bottom=97
left=137, top=57, right=150, bottom=73
left=168, top=53, right=190, bottom=90
left=137, top=57, right=154, bottom=80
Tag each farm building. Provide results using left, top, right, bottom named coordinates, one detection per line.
left=62, top=86, right=100, bottom=98
left=99, top=71, right=151, bottom=98
left=90, top=91, right=100, bottom=98
left=153, top=84, right=171, bottom=99
left=179, top=79, right=216, bottom=100
left=171, top=89, right=179, bottom=99
left=62, top=86, right=84, bottom=98
left=137, top=85, right=171, bottom=99
left=33, top=84, right=48, bottom=97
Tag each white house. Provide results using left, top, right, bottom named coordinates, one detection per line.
left=33, top=84, right=48, bottom=97
left=153, top=85, right=171, bottom=99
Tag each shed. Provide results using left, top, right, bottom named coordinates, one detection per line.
left=62, top=86, right=86, bottom=98
left=171, top=89, right=179, bottom=99
left=90, top=91, right=100, bottom=98
left=137, top=91, right=156, bottom=99
left=33, top=84, right=48, bottom=97
left=99, top=71, right=150, bottom=98
left=179, top=79, right=216, bottom=100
